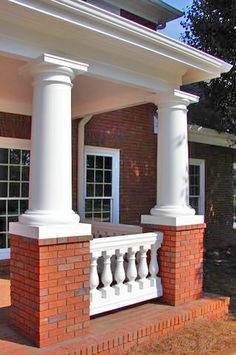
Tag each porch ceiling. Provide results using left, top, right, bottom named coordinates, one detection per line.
left=0, top=54, right=154, bottom=117
left=0, top=0, right=232, bottom=97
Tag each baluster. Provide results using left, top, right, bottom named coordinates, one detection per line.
left=126, top=247, right=138, bottom=292
left=90, top=253, right=100, bottom=302
left=138, top=246, right=149, bottom=289
left=113, top=250, right=126, bottom=295
left=101, top=251, right=114, bottom=298
left=148, top=240, right=160, bottom=287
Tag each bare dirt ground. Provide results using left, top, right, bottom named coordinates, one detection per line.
left=130, top=246, right=236, bottom=355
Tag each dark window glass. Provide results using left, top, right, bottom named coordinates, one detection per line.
left=10, top=149, right=20, bottom=164
left=96, top=170, right=103, bottom=183
left=95, top=184, right=103, bottom=197
left=9, top=183, right=20, bottom=197
left=20, top=200, right=28, bottom=214
left=10, top=166, right=20, bottom=181
left=0, top=234, right=7, bottom=248
left=0, top=166, right=8, bottom=181
left=104, top=184, right=112, bottom=197
left=87, top=155, right=94, bottom=168
left=0, top=218, right=6, bottom=232
left=0, top=200, right=6, bottom=215
left=8, top=200, right=19, bottom=215
left=0, top=183, right=7, bottom=197
left=21, top=183, right=29, bottom=198
left=22, top=150, right=30, bottom=166
left=87, top=169, right=94, bottom=183
left=95, top=156, right=103, bottom=169
left=0, top=149, right=8, bottom=164
left=22, top=166, right=29, bottom=181
left=86, top=184, right=94, bottom=197
left=105, top=157, right=112, bottom=170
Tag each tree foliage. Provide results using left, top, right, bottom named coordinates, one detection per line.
left=181, top=0, right=236, bottom=133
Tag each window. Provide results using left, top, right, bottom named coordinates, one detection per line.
left=84, top=146, right=119, bottom=223
left=233, top=163, right=236, bottom=228
left=189, top=159, right=205, bottom=215
left=0, top=138, right=30, bottom=257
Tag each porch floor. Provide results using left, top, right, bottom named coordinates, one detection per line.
left=0, top=276, right=229, bottom=355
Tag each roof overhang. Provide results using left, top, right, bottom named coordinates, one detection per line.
left=189, top=125, right=236, bottom=149
left=0, top=0, right=232, bottom=91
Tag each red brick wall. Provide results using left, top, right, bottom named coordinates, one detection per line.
left=190, top=142, right=236, bottom=249
left=0, top=112, right=31, bottom=138
left=143, top=224, right=205, bottom=306
left=0, top=259, right=10, bottom=275
left=10, top=234, right=91, bottom=347
left=84, top=104, right=157, bottom=225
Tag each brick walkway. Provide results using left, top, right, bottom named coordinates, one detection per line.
left=0, top=276, right=229, bottom=354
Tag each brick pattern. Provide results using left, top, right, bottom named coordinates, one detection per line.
left=0, top=278, right=230, bottom=354
left=0, top=112, right=31, bottom=138
left=143, top=224, right=206, bottom=306
left=0, top=259, right=10, bottom=275
left=83, top=104, right=157, bottom=225
left=9, top=234, right=91, bottom=347
left=190, top=142, right=236, bottom=249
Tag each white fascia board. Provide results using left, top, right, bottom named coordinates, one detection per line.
left=7, top=0, right=232, bottom=81
left=188, top=124, right=236, bottom=149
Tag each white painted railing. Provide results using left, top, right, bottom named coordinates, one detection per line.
left=90, top=221, right=142, bottom=238
left=90, top=232, right=163, bottom=316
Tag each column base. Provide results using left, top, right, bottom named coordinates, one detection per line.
left=141, top=214, right=204, bottom=227
left=19, top=209, right=80, bottom=226
left=9, top=222, right=91, bottom=239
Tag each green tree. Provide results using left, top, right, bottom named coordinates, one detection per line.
left=181, top=0, right=236, bottom=133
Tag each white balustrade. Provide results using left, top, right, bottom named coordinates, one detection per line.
left=90, top=232, right=163, bottom=316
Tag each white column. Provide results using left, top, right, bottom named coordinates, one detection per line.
left=142, top=90, right=204, bottom=226
left=19, top=54, right=88, bottom=226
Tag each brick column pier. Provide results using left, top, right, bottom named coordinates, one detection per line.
left=10, top=233, right=92, bottom=347
left=143, top=223, right=206, bottom=306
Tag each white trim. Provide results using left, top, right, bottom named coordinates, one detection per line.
left=141, top=214, right=204, bottom=226
left=190, top=158, right=205, bottom=215
left=7, top=0, right=231, bottom=79
left=78, top=116, right=93, bottom=216
left=83, top=145, right=120, bottom=223
left=0, top=248, right=10, bottom=260
left=0, top=137, right=30, bottom=150
left=9, top=222, right=91, bottom=239
left=189, top=125, right=236, bottom=149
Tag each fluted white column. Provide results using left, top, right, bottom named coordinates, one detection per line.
left=19, top=54, right=88, bottom=226
left=150, top=90, right=199, bottom=218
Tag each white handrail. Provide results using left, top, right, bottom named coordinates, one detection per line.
left=90, top=231, right=163, bottom=316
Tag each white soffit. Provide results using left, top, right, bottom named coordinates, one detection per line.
left=189, top=125, right=236, bottom=149
left=4, top=0, right=232, bottom=86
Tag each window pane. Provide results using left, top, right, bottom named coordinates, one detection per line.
left=103, top=199, right=111, bottom=212
left=95, top=184, right=103, bottom=197
left=0, top=183, right=7, bottom=197
left=20, top=200, right=28, bottom=214
left=0, top=166, right=8, bottom=181
left=105, top=170, right=112, bottom=183
left=8, top=200, right=19, bottom=215
left=85, top=199, right=92, bottom=212
left=96, top=170, right=103, bottom=183
left=93, top=212, right=102, bottom=221
left=0, top=200, right=6, bottom=215
left=85, top=212, right=92, bottom=219
left=21, top=183, right=29, bottom=197
left=105, top=157, right=112, bottom=170
left=0, top=149, right=8, bottom=164
left=95, top=156, right=103, bottom=169
left=86, top=184, right=94, bottom=197
left=10, top=149, right=20, bottom=164
left=10, top=166, right=20, bottom=181
left=9, top=183, right=20, bottom=197
left=22, top=150, right=30, bottom=166
left=22, top=166, right=29, bottom=181
left=87, top=155, right=94, bottom=168
left=0, top=217, right=6, bottom=232
left=87, top=169, right=94, bottom=183
left=102, top=213, right=110, bottom=222
left=94, top=199, right=102, bottom=213
left=0, top=234, right=7, bottom=249
left=104, top=184, right=112, bottom=197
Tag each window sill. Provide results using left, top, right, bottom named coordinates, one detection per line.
left=0, top=248, right=10, bottom=260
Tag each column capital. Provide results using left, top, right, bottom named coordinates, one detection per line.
left=154, top=89, right=199, bottom=108
left=20, top=53, right=89, bottom=80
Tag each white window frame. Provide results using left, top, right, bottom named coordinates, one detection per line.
left=189, top=158, right=205, bottom=215
left=0, top=137, right=30, bottom=260
left=82, top=146, right=120, bottom=224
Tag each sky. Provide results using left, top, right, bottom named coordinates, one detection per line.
left=160, top=0, right=194, bottom=40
